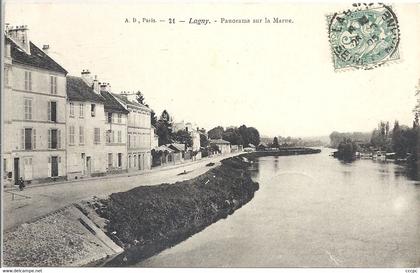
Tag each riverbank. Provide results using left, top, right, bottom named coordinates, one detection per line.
left=245, top=147, right=321, bottom=160
left=3, top=148, right=320, bottom=267
left=93, top=156, right=259, bottom=266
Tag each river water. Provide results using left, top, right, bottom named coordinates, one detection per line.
left=139, top=149, right=420, bottom=267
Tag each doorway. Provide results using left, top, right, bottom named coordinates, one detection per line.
left=14, top=158, right=19, bottom=185
left=51, top=156, right=58, bottom=177
left=86, top=156, right=91, bottom=175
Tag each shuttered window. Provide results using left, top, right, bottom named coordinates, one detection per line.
left=24, top=71, right=32, bottom=91
left=94, top=128, right=100, bottom=144
left=69, top=103, right=74, bottom=117
left=50, top=76, right=57, bottom=94
left=24, top=98, right=32, bottom=120
left=79, top=126, right=84, bottom=145
left=69, top=126, right=75, bottom=145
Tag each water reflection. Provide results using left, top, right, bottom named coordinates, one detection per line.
left=139, top=149, right=420, bottom=267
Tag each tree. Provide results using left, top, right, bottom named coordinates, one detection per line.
left=156, top=110, right=173, bottom=146
left=246, top=127, right=260, bottom=146
left=156, top=120, right=172, bottom=146
left=272, top=137, right=279, bottom=148
left=200, top=133, right=209, bottom=148
left=150, top=110, right=157, bottom=127
left=135, top=91, right=145, bottom=105
left=160, top=110, right=171, bottom=123
left=208, top=126, right=224, bottom=139
left=222, top=127, right=244, bottom=145
left=392, top=121, right=404, bottom=157
left=172, top=130, right=193, bottom=147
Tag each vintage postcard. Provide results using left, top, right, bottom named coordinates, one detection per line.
left=1, top=0, right=419, bottom=271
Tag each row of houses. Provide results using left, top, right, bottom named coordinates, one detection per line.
left=3, top=25, right=156, bottom=186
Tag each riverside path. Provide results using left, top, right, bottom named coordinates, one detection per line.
left=4, top=153, right=242, bottom=230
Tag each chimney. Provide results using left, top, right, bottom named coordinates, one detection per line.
left=81, top=69, right=93, bottom=86
left=93, top=75, right=100, bottom=94
left=7, top=25, right=30, bottom=54
left=100, top=82, right=111, bottom=92
left=42, top=44, right=50, bottom=55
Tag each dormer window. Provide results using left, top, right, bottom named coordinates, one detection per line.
left=91, top=104, right=96, bottom=117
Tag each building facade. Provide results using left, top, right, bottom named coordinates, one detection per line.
left=113, top=94, right=152, bottom=172
left=3, top=26, right=68, bottom=185
left=172, top=120, right=201, bottom=153
left=101, top=87, right=129, bottom=174
left=209, top=139, right=232, bottom=154
left=66, top=73, right=107, bottom=180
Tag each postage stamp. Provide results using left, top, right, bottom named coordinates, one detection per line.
left=326, top=3, right=400, bottom=71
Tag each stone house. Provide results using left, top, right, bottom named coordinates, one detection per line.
left=113, top=94, right=152, bottom=172
left=209, top=139, right=232, bottom=154
left=3, top=26, right=68, bottom=185
left=65, top=72, right=107, bottom=179
left=100, top=88, right=130, bottom=174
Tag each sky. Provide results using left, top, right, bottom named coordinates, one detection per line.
left=4, top=1, right=420, bottom=137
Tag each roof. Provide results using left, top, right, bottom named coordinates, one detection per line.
left=100, top=91, right=129, bottom=114
left=113, top=93, right=151, bottom=111
left=167, top=143, right=186, bottom=152
left=66, top=76, right=105, bottom=103
left=154, top=146, right=174, bottom=153
left=209, top=139, right=231, bottom=145
left=6, top=36, right=67, bottom=74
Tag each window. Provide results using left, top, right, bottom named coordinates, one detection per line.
left=128, top=134, right=131, bottom=148
left=48, top=101, right=57, bottom=122
left=24, top=128, right=33, bottom=150
left=118, top=153, right=122, bottom=167
left=112, top=131, right=115, bottom=143
left=94, top=128, right=100, bottom=144
left=24, top=98, right=32, bottom=120
left=134, top=155, right=137, bottom=167
left=107, top=112, right=112, bottom=123
left=128, top=155, right=132, bottom=168
left=79, top=104, right=84, bottom=118
left=69, top=126, right=75, bottom=145
left=117, top=114, right=122, bottom=123
left=108, top=153, right=113, bottom=168
left=50, top=76, right=57, bottom=94
left=118, top=131, right=122, bottom=143
left=69, top=103, right=74, bottom=117
left=48, top=129, right=60, bottom=149
left=24, top=71, right=32, bottom=91
left=91, top=104, right=96, bottom=117
left=79, top=126, right=84, bottom=145
left=106, top=130, right=111, bottom=144
left=3, top=159, right=6, bottom=174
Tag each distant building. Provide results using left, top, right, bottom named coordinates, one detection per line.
left=3, top=26, right=68, bottom=185
left=209, top=139, right=231, bottom=154
left=113, top=94, right=152, bottom=172
left=172, top=120, right=201, bottom=153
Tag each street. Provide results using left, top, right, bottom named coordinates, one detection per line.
left=3, top=154, right=239, bottom=231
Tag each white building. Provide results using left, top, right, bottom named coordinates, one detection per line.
left=113, top=94, right=152, bottom=171
left=65, top=72, right=108, bottom=179
left=3, top=26, right=68, bottom=185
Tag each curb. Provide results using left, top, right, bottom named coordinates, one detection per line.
left=4, top=153, right=243, bottom=191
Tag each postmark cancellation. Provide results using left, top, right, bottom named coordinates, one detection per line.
left=327, top=3, right=400, bottom=71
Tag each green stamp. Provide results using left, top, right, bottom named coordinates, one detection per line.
left=327, top=3, right=400, bottom=71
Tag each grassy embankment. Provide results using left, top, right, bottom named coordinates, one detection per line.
left=92, top=148, right=320, bottom=266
